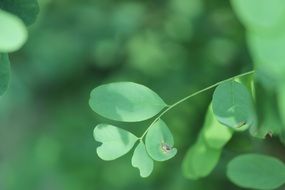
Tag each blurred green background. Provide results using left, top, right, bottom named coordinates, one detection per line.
left=1, top=0, right=284, bottom=189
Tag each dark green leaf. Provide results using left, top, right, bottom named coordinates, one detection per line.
left=145, top=119, right=177, bottom=161
left=93, top=124, right=138, bottom=161
left=0, top=53, right=10, bottom=96
left=227, top=154, right=285, bottom=190
left=89, top=82, right=167, bottom=122
left=212, top=80, right=256, bottom=128
left=0, top=0, right=39, bottom=26
left=131, top=141, right=154, bottom=178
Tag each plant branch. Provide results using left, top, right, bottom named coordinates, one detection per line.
left=139, top=70, right=255, bottom=139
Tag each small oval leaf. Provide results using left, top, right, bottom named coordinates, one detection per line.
left=0, top=53, right=10, bottom=96
left=227, top=154, right=285, bottom=190
left=212, top=80, right=256, bottom=128
left=89, top=82, right=167, bottom=122
left=94, top=124, right=138, bottom=161
left=145, top=119, right=177, bottom=161
left=132, top=141, right=154, bottom=178
left=0, top=9, right=28, bottom=52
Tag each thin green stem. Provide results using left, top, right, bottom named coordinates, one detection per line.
left=139, top=70, right=255, bottom=140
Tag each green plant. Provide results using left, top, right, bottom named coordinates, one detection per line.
left=89, top=1, right=285, bottom=189
left=89, top=69, right=285, bottom=189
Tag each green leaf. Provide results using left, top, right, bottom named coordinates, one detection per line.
left=227, top=154, right=285, bottom=190
left=182, top=138, right=221, bottom=180
left=89, top=82, right=167, bottom=122
left=0, top=0, right=40, bottom=26
left=212, top=80, right=256, bottom=129
left=202, top=104, right=233, bottom=149
left=0, top=9, right=27, bottom=52
left=145, top=119, right=177, bottom=161
left=0, top=53, right=10, bottom=96
left=231, top=0, right=285, bottom=32
left=278, top=85, right=285, bottom=143
left=93, top=124, right=138, bottom=161
left=131, top=141, right=154, bottom=178
left=250, top=84, right=283, bottom=138
left=247, top=32, right=285, bottom=86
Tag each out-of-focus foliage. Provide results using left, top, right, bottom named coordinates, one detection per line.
left=227, top=154, right=285, bottom=190
left=182, top=105, right=232, bottom=180
left=232, top=0, right=285, bottom=143
left=0, top=54, right=10, bottom=96
left=1, top=0, right=285, bottom=190
left=0, top=0, right=39, bottom=26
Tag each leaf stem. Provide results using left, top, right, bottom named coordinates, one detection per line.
left=139, top=70, right=255, bottom=139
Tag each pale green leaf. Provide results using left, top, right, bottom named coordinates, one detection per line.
left=94, top=124, right=138, bottom=161
left=0, top=9, right=27, bottom=52
left=203, top=104, right=233, bottom=149
left=182, top=138, right=221, bottom=180
left=131, top=141, right=154, bottom=178
left=89, top=82, right=167, bottom=122
left=0, top=0, right=39, bottom=26
left=227, top=154, right=285, bottom=190
left=0, top=53, right=10, bottom=96
left=145, top=119, right=177, bottom=161
left=231, top=0, right=285, bottom=32
left=247, top=32, right=285, bottom=86
left=212, top=80, right=256, bottom=128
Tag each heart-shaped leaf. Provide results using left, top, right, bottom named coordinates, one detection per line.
left=227, top=154, right=285, bottom=190
left=0, top=9, right=27, bottom=52
left=145, top=119, right=177, bottom=161
left=89, top=82, right=167, bottom=122
left=182, top=138, right=221, bottom=180
left=94, top=124, right=138, bottom=161
left=212, top=80, right=256, bottom=128
left=0, top=0, right=40, bottom=26
left=132, top=141, right=154, bottom=178
left=202, top=104, right=233, bottom=149
left=0, top=53, right=10, bottom=96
